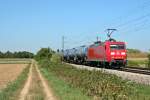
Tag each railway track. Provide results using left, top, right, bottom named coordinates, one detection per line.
left=120, top=67, right=150, bottom=75
left=66, top=62, right=150, bottom=75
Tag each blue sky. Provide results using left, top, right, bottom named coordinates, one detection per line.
left=0, top=0, right=150, bottom=53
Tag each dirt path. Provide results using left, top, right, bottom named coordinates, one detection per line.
left=19, top=61, right=56, bottom=100
left=35, top=62, right=56, bottom=100
left=19, top=62, right=33, bottom=100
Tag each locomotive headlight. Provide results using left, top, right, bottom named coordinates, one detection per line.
left=111, top=52, right=115, bottom=55
left=121, top=52, right=126, bottom=55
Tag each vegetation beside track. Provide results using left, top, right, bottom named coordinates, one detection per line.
left=127, top=49, right=148, bottom=58
left=38, top=59, right=135, bottom=100
left=39, top=61, right=90, bottom=100
left=127, top=60, right=148, bottom=68
left=39, top=60, right=150, bottom=100
left=127, top=49, right=149, bottom=68
left=0, top=64, right=30, bottom=100
left=36, top=48, right=150, bottom=100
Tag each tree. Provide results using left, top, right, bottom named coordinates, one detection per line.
left=35, top=48, right=54, bottom=61
left=15, top=51, right=34, bottom=58
left=127, top=49, right=141, bottom=53
left=0, top=52, right=4, bottom=58
left=5, top=51, right=13, bottom=58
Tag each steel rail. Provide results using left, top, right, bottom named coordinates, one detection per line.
left=120, top=67, right=150, bottom=75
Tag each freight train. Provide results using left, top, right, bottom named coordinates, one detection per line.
left=63, top=29, right=127, bottom=68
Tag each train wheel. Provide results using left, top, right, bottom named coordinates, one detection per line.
left=105, top=62, right=111, bottom=69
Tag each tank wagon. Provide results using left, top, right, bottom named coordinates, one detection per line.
left=63, top=29, right=127, bottom=68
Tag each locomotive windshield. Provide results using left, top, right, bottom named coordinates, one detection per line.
left=110, top=44, right=125, bottom=50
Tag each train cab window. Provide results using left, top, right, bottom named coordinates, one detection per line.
left=95, top=43, right=99, bottom=47
left=85, top=48, right=88, bottom=52
left=110, top=44, right=125, bottom=50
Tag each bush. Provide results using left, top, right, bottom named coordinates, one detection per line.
left=148, top=53, right=150, bottom=69
left=38, top=59, right=51, bottom=68
left=51, top=54, right=61, bottom=63
left=35, top=48, right=54, bottom=61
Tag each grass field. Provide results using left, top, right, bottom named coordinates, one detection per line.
left=38, top=59, right=150, bottom=100
left=127, top=58, right=149, bottom=68
left=40, top=68, right=91, bottom=100
left=127, top=50, right=149, bottom=68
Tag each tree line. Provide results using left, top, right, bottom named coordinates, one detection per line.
left=0, top=51, right=34, bottom=58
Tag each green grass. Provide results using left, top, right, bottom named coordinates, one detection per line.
left=38, top=60, right=137, bottom=100
left=40, top=66, right=91, bottom=100
left=38, top=59, right=150, bottom=100
left=133, top=84, right=150, bottom=100
left=0, top=64, right=30, bottom=100
left=127, top=60, right=148, bottom=68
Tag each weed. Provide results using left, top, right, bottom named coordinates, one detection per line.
left=38, top=61, right=142, bottom=100
left=39, top=66, right=90, bottom=100
left=148, top=53, right=150, bottom=69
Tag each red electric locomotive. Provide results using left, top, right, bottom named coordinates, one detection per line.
left=87, top=40, right=127, bottom=68
left=63, top=29, right=127, bottom=68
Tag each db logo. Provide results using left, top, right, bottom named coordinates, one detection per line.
left=117, top=52, right=120, bottom=55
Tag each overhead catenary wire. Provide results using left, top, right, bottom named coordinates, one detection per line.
left=113, top=13, right=150, bottom=29
left=102, top=0, right=150, bottom=32
left=117, top=18, right=149, bottom=33
left=121, top=21, right=150, bottom=34
left=106, top=0, right=150, bottom=28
